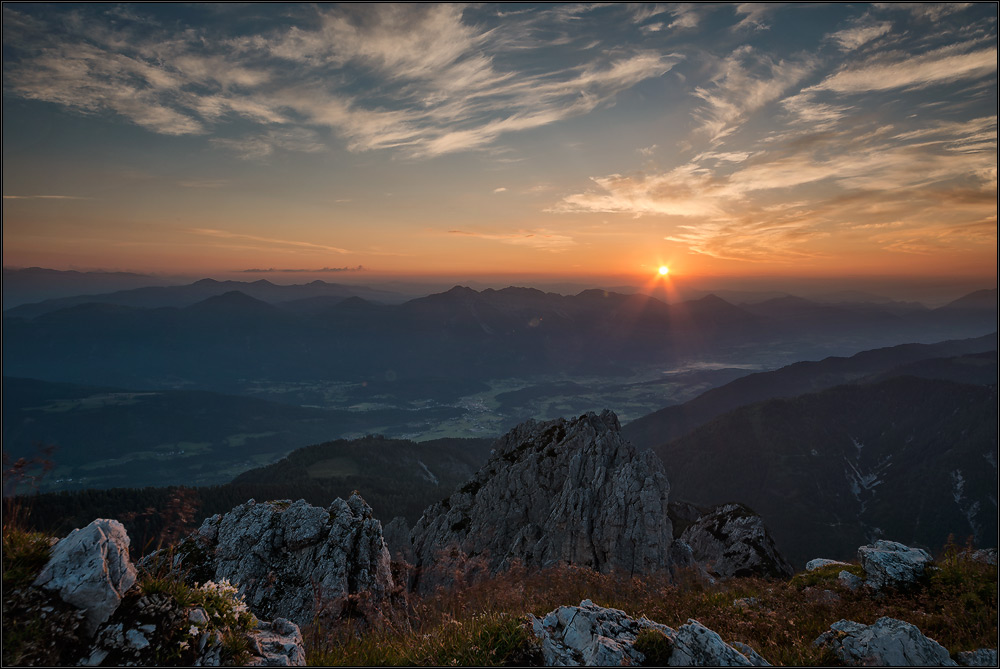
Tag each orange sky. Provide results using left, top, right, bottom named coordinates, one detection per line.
left=2, top=4, right=997, bottom=284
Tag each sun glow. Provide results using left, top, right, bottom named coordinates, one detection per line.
left=658, top=265, right=670, bottom=276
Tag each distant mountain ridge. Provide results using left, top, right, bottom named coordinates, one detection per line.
left=3, top=277, right=409, bottom=318
left=651, top=375, right=997, bottom=568
left=623, top=333, right=997, bottom=450
left=4, top=283, right=995, bottom=403
left=1, top=266, right=176, bottom=309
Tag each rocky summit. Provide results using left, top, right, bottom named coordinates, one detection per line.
left=408, top=410, right=684, bottom=585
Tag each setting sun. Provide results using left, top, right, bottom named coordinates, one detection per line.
left=658, top=266, right=670, bottom=276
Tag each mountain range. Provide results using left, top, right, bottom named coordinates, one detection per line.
left=4, top=283, right=995, bottom=400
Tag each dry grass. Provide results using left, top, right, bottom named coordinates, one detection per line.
left=304, top=552, right=997, bottom=667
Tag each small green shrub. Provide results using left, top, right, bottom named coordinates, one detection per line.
left=789, top=563, right=863, bottom=589
left=634, top=628, right=674, bottom=666
left=2, top=528, right=53, bottom=590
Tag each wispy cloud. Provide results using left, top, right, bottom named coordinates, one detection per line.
left=191, top=228, right=351, bottom=254
left=693, top=46, right=815, bottom=143
left=3, top=194, right=91, bottom=200
left=733, top=3, right=776, bottom=32
left=241, top=266, right=365, bottom=273
left=177, top=179, right=230, bottom=189
left=3, top=4, right=677, bottom=159
left=829, top=21, right=892, bottom=52
left=448, top=228, right=576, bottom=251
left=814, top=44, right=997, bottom=93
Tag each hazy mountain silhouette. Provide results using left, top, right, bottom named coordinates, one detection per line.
left=3, top=277, right=407, bottom=318
left=3, top=284, right=995, bottom=402
left=650, top=375, right=997, bottom=568
left=623, top=333, right=997, bottom=450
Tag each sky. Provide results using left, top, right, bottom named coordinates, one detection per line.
left=2, top=3, right=997, bottom=286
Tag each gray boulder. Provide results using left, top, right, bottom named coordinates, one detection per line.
left=245, top=618, right=307, bottom=667
left=529, top=599, right=769, bottom=666
left=529, top=599, right=670, bottom=666
left=680, top=503, right=793, bottom=578
left=858, top=540, right=933, bottom=590
left=814, top=617, right=957, bottom=666
left=805, top=558, right=851, bottom=571
left=33, top=519, right=137, bottom=635
left=410, top=411, right=681, bottom=586
left=838, top=570, right=864, bottom=590
left=175, top=494, right=393, bottom=627
left=956, top=649, right=999, bottom=666
left=670, top=619, right=770, bottom=666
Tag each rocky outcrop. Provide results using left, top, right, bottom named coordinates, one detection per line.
left=33, top=519, right=137, bottom=635
left=679, top=503, right=793, bottom=578
left=173, top=495, right=394, bottom=628
left=858, top=540, right=932, bottom=590
left=814, top=617, right=956, bottom=666
left=23, top=518, right=307, bottom=666
left=529, top=599, right=770, bottom=666
left=410, top=411, right=680, bottom=583
left=671, top=620, right=771, bottom=666
left=83, top=591, right=305, bottom=667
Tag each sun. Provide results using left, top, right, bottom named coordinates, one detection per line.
left=658, top=265, right=670, bottom=276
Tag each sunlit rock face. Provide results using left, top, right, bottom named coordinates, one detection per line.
left=409, top=410, right=680, bottom=587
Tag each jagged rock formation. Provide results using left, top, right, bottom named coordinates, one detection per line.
left=858, top=540, right=932, bottom=590
left=174, top=495, right=394, bottom=627
left=679, top=503, right=793, bottom=578
left=529, top=599, right=770, bottom=666
left=409, top=411, right=680, bottom=584
left=32, top=519, right=136, bottom=635
left=814, top=617, right=956, bottom=666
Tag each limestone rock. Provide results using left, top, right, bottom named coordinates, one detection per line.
left=956, top=649, right=999, bottom=666
left=679, top=503, right=793, bottom=578
left=33, top=519, right=137, bottom=635
left=814, top=617, right=957, bottom=666
left=382, top=516, right=415, bottom=564
left=838, top=570, right=864, bottom=590
left=529, top=599, right=669, bottom=666
left=410, top=411, right=679, bottom=585
left=670, top=619, right=770, bottom=666
left=962, top=548, right=997, bottom=566
left=83, top=591, right=305, bottom=667
left=175, top=494, right=393, bottom=627
left=858, top=540, right=933, bottom=590
left=805, top=558, right=851, bottom=571
left=529, top=600, right=769, bottom=666
left=245, top=618, right=307, bottom=667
